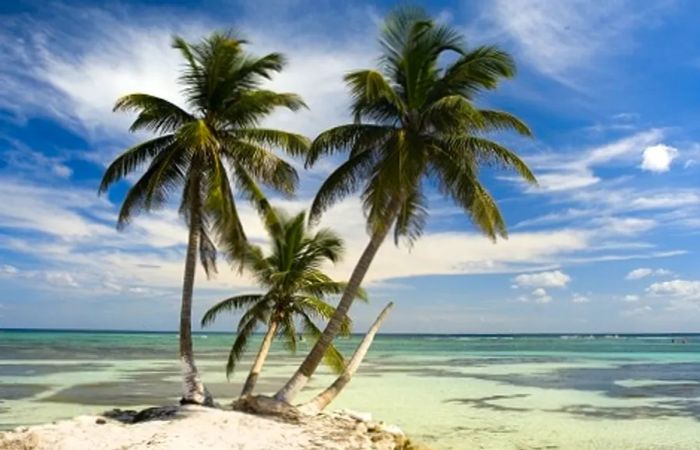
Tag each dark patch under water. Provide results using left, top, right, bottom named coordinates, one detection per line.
left=0, top=363, right=110, bottom=377
left=0, top=383, right=48, bottom=400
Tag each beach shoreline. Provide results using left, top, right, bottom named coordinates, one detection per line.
left=0, top=404, right=419, bottom=450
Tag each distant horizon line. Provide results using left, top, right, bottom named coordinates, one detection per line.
left=1, top=327, right=699, bottom=336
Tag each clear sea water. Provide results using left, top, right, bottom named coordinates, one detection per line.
left=2, top=330, right=700, bottom=449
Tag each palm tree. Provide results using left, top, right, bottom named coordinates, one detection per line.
left=299, top=302, right=393, bottom=414
left=201, top=209, right=365, bottom=397
left=99, top=32, right=309, bottom=405
left=275, top=6, right=536, bottom=403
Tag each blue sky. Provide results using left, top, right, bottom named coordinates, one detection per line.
left=1, top=0, right=699, bottom=333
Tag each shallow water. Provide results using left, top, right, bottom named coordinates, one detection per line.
left=1, top=330, right=700, bottom=449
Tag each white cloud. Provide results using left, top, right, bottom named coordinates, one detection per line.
left=590, top=217, right=656, bottom=236
left=45, top=272, right=79, bottom=288
left=626, top=268, right=653, bottom=280
left=626, top=267, right=673, bottom=280
left=484, top=0, right=673, bottom=84
left=532, top=171, right=599, bottom=192
left=532, top=288, right=552, bottom=304
left=0, top=7, right=374, bottom=143
left=0, top=265, right=19, bottom=275
left=513, top=270, right=571, bottom=288
left=629, top=192, right=700, bottom=209
left=571, top=293, right=590, bottom=303
left=524, top=130, right=664, bottom=193
left=622, top=305, right=653, bottom=316
left=517, top=287, right=553, bottom=304
left=647, top=279, right=700, bottom=300
left=641, top=144, right=678, bottom=172
left=623, top=295, right=640, bottom=302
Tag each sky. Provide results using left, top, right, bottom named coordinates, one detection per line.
left=0, top=0, right=699, bottom=333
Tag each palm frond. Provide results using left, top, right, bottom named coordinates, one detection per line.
left=199, top=225, right=218, bottom=278
left=300, top=312, right=346, bottom=374
left=344, top=70, right=405, bottom=123
left=306, top=124, right=391, bottom=167
left=113, top=94, right=194, bottom=134
left=235, top=128, right=310, bottom=158
left=116, top=144, right=190, bottom=228
left=393, top=186, right=428, bottom=245
left=309, top=150, right=377, bottom=222
left=98, top=135, right=176, bottom=194
left=476, top=110, right=532, bottom=136
left=225, top=140, right=298, bottom=195
left=444, top=135, right=537, bottom=184
left=201, top=294, right=264, bottom=327
left=222, top=90, right=306, bottom=128
left=430, top=46, right=516, bottom=100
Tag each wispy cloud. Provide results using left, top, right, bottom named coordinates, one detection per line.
left=481, top=0, right=674, bottom=86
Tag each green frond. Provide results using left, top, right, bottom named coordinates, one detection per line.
left=175, top=119, right=218, bottom=151
left=476, top=110, right=532, bottom=136
left=199, top=225, right=218, bottom=278
left=309, top=151, right=377, bottom=222
left=222, top=90, right=306, bottom=128
left=445, top=135, right=537, bottom=184
left=393, top=186, right=428, bottom=246
left=98, top=135, right=176, bottom=194
left=469, top=183, right=507, bottom=241
left=236, top=128, right=310, bottom=157
left=344, top=70, right=405, bottom=122
left=306, top=124, right=391, bottom=167
left=113, top=94, right=193, bottom=134
left=201, top=294, right=264, bottom=327
left=279, top=317, right=298, bottom=354
left=431, top=46, right=516, bottom=100
left=225, top=141, right=298, bottom=195
left=430, top=140, right=507, bottom=241
left=225, top=312, right=258, bottom=378
left=300, top=312, right=346, bottom=374
left=223, top=296, right=271, bottom=376
left=116, top=144, right=191, bottom=228
left=422, top=95, right=482, bottom=133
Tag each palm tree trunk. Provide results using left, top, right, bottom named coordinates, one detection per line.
left=300, top=302, right=393, bottom=414
left=274, top=201, right=400, bottom=403
left=180, top=193, right=213, bottom=406
left=241, top=321, right=278, bottom=397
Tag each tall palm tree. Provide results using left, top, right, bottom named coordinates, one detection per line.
left=275, top=6, right=536, bottom=403
left=201, top=209, right=365, bottom=397
left=99, top=32, right=309, bottom=405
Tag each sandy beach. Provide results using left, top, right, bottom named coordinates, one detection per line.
left=0, top=404, right=412, bottom=450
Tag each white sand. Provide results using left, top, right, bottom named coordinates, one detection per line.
left=0, top=405, right=408, bottom=450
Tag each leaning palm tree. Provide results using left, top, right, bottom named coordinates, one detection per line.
left=201, top=209, right=365, bottom=397
left=275, top=6, right=536, bottom=403
left=99, top=32, right=309, bottom=405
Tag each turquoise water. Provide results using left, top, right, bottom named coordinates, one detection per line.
left=2, top=330, right=700, bottom=449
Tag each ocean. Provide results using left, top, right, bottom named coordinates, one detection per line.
left=1, top=330, right=700, bottom=449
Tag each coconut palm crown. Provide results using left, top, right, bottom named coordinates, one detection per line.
left=275, top=6, right=536, bottom=402
left=98, top=32, right=310, bottom=405
left=202, top=209, right=366, bottom=396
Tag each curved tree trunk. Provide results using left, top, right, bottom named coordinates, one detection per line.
left=241, top=321, right=278, bottom=397
left=180, top=194, right=213, bottom=406
left=275, top=201, right=399, bottom=403
left=300, top=302, right=394, bottom=415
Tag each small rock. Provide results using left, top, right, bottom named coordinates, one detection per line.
left=379, top=423, right=404, bottom=436
left=339, top=409, right=373, bottom=422
left=95, top=418, right=106, bottom=425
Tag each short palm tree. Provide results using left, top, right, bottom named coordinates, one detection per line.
left=99, top=32, right=309, bottom=405
left=275, top=6, right=536, bottom=402
left=201, top=209, right=365, bottom=397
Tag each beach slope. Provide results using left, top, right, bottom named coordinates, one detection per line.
left=0, top=405, right=410, bottom=450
